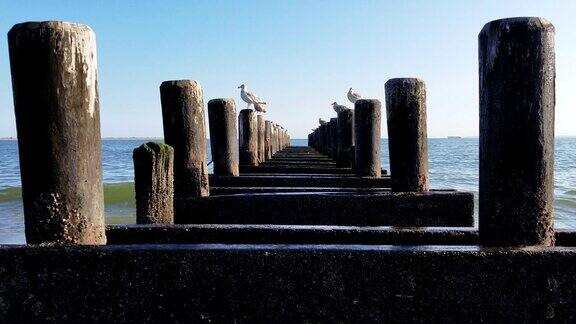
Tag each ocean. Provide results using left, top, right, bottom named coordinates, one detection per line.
left=1, top=138, right=575, bottom=244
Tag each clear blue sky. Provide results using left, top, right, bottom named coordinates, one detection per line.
left=1, top=0, right=575, bottom=138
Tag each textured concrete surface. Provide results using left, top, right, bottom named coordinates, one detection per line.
left=179, top=191, right=474, bottom=226
left=209, top=174, right=391, bottom=188
left=106, top=225, right=576, bottom=246
left=0, top=245, right=575, bottom=322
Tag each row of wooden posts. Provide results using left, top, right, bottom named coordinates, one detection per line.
left=310, top=17, right=556, bottom=247
left=7, top=17, right=556, bottom=248
left=136, top=92, right=290, bottom=225
left=7, top=21, right=289, bottom=244
left=308, top=79, right=428, bottom=192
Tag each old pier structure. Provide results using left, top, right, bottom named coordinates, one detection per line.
left=1, top=17, right=575, bottom=322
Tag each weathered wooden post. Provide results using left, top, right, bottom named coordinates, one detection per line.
left=160, top=80, right=209, bottom=223
left=354, top=99, right=381, bottom=177
left=337, top=109, right=353, bottom=167
left=479, top=17, right=555, bottom=246
left=208, top=98, right=239, bottom=176
left=133, top=142, right=174, bottom=224
left=8, top=21, right=106, bottom=245
left=385, top=78, right=429, bottom=192
left=320, top=124, right=329, bottom=155
left=265, top=120, right=272, bottom=159
left=257, top=114, right=266, bottom=162
left=329, top=118, right=338, bottom=160
left=238, top=109, right=259, bottom=165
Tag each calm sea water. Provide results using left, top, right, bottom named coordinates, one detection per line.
left=1, top=138, right=575, bottom=243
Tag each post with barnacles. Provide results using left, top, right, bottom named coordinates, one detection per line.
left=354, top=99, right=381, bottom=177
left=160, top=80, right=209, bottom=223
left=208, top=98, right=239, bottom=176
left=336, top=109, right=353, bottom=167
left=265, top=120, right=273, bottom=159
left=257, top=114, right=266, bottom=162
left=8, top=21, right=106, bottom=244
left=385, top=78, right=429, bottom=192
left=238, top=109, right=259, bottom=165
left=479, top=17, right=555, bottom=247
left=133, top=142, right=174, bottom=224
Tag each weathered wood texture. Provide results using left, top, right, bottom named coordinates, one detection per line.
left=208, top=98, right=239, bottom=176
left=8, top=21, right=106, bottom=244
left=133, top=142, right=174, bottom=224
left=160, top=80, right=209, bottom=223
left=238, top=109, right=259, bottom=166
left=354, top=99, right=382, bottom=177
left=479, top=17, right=555, bottom=247
left=385, top=78, right=429, bottom=192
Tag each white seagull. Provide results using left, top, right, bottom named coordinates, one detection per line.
left=332, top=102, right=349, bottom=114
left=238, top=84, right=267, bottom=112
left=319, top=118, right=327, bottom=125
left=347, top=87, right=362, bottom=104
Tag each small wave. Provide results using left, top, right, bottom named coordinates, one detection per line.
left=0, top=182, right=135, bottom=206
left=564, top=190, right=576, bottom=196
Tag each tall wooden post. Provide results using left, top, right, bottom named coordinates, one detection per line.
left=385, top=78, right=429, bottom=192
left=160, top=80, right=209, bottom=223
left=8, top=21, right=106, bottom=244
left=479, top=17, right=555, bottom=246
left=238, top=109, right=259, bottom=166
left=208, top=98, right=239, bottom=176
left=354, top=99, right=381, bottom=177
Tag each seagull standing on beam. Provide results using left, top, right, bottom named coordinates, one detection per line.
left=238, top=84, right=267, bottom=113
left=332, top=102, right=350, bottom=114
left=347, top=87, right=362, bottom=104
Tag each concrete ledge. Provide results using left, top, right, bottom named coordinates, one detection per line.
left=240, top=165, right=353, bottom=174
left=0, top=245, right=575, bottom=322
left=106, top=224, right=479, bottom=245
left=240, top=165, right=389, bottom=175
left=178, top=191, right=474, bottom=226
left=105, top=225, right=576, bottom=246
left=209, top=175, right=391, bottom=188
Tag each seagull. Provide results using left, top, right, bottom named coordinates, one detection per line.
left=332, top=102, right=349, bottom=114
left=319, top=118, right=327, bottom=125
left=347, top=87, right=362, bottom=104
left=238, top=84, right=267, bottom=112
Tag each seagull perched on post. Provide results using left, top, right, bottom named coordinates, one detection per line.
left=238, top=84, right=267, bottom=112
left=332, top=102, right=349, bottom=114
left=319, top=118, right=327, bottom=125
left=347, top=87, right=362, bottom=104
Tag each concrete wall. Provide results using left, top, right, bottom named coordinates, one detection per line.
left=0, top=245, right=575, bottom=322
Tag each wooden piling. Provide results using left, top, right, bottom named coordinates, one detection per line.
left=329, top=118, right=338, bottom=160
left=265, top=121, right=272, bottom=159
left=337, top=109, right=353, bottom=167
left=133, top=142, right=174, bottom=224
left=479, top=17, right=555, bottom=246
left=257, top=115, right=266, bottom=162
left=354, top=99, right=381, bottom=177
left=385, top=78, right=429, bottom=192
left=8, top=21, right=106, bottom=244
left=208, top=98, right=239, bottom=176
left=238, top=109, right=259, bottom=166
left=160, top=80, right=209, bottom=223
